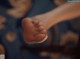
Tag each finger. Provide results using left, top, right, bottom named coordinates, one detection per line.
left=38, top=26, right=44, bottom=30
left=40, top=29, right=47, bottom=34
left=32, top=20, right=39, bottom=25
left=34, top=34, right=46, bottom=42
left=37, top=26, right=47, bottom=34
left=22, top=18, right=38, bottom=35
left=22, top=18, right=33, bottom=30
left=23, top=32, right=35, bottom=42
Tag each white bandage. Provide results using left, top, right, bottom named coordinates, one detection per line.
left=0, top=54, right=5, bottom=59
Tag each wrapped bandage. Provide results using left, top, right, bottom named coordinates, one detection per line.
left=0, top=54, right=5, bottom=59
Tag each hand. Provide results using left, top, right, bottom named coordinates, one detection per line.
left=22, top=18, right=48, bottom=44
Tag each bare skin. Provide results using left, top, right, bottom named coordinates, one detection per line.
left=22, top=2, right=80, bottom=44
left=7, top=0, right=31, bottom=18
left=22, top=18, right=47, bottom=43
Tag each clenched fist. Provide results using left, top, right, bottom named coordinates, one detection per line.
left=22, top=18, right=48, bottom=44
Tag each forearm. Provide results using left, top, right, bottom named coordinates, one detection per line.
left=43, top=2, right=80, bottom=29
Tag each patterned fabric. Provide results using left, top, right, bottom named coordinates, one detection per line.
left=0, top=0, right=80, bottom=59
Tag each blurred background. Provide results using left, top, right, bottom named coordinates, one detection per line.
left=0, top=0, right=80, bottom=59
